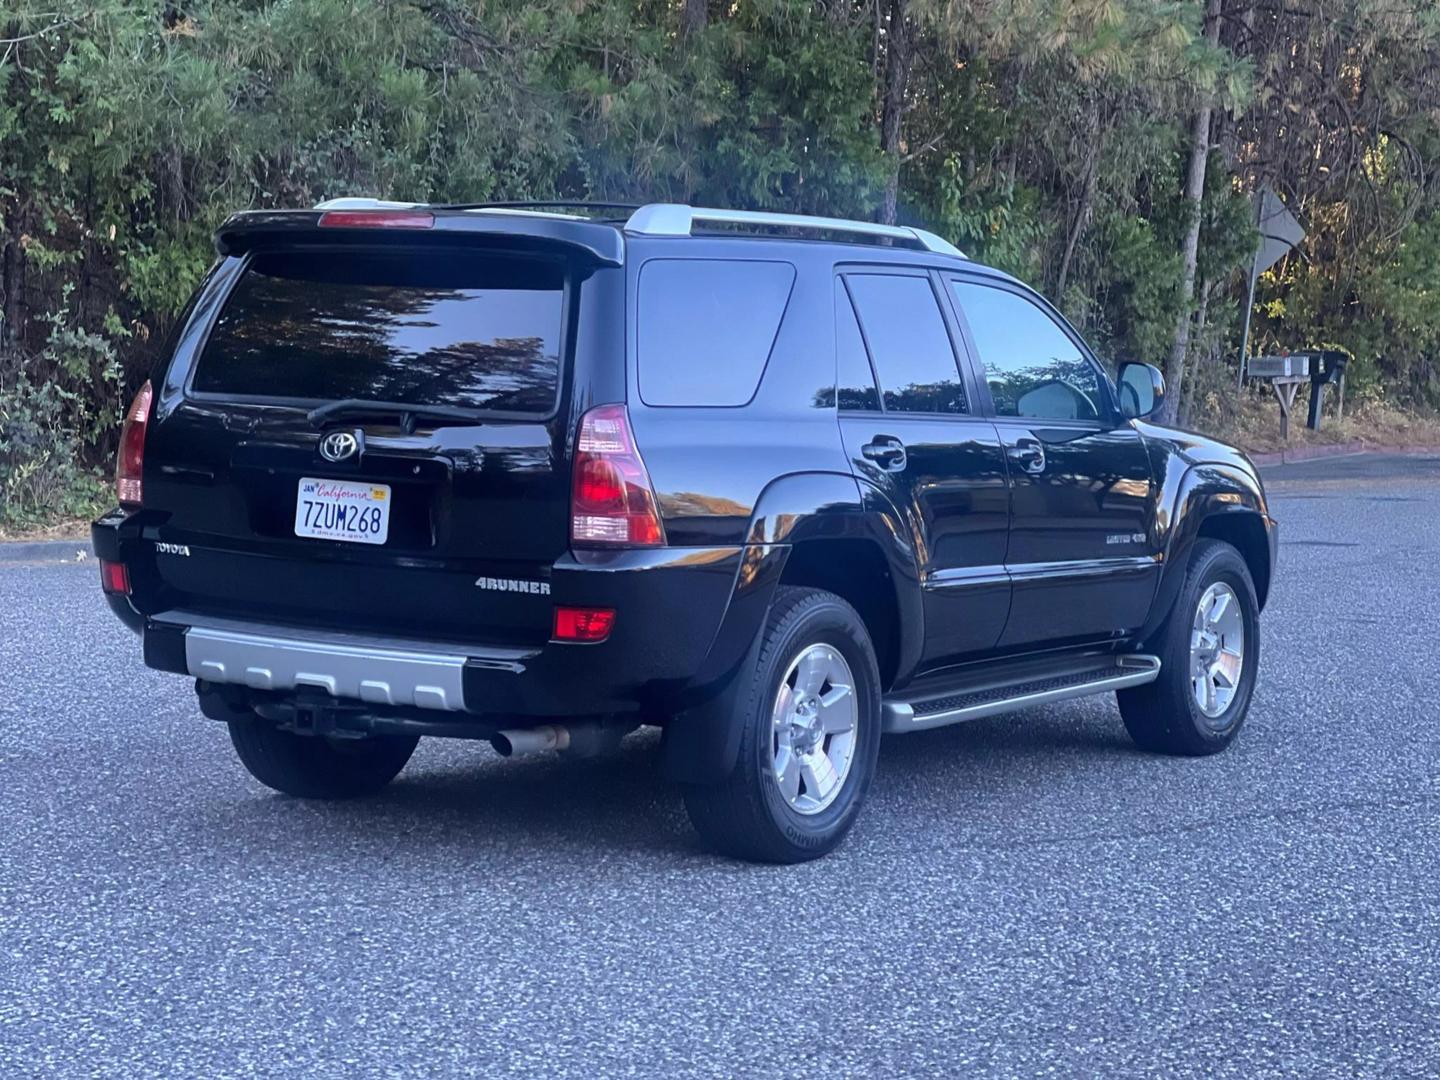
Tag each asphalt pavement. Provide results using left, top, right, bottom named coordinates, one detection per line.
left=2, top=454, right=1438, bottom=1078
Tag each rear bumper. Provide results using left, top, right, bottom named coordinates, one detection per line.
left=163, top=615, right=482, bottom=711
left=92, top=508, right=147, bottom=633
left=97, top=511, right=773, bottom=720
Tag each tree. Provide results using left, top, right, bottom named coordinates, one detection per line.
left=878, top=0, right=910, bottom=225
left=1162, top=0, right=1223, bottom=425
left=5, top=0, right=1440, bottom=529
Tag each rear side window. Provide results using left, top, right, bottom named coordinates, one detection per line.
left=844, top=274, right=967, bottom=414
left=193, top=251, right=565, bottom=415
left=637, top=259, right=795, bottom=407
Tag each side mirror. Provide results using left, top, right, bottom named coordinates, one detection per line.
left=1117, top=361, right=1165, bottom=420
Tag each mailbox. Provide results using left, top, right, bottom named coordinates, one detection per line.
left=1307, top=350, right=1349, bottom=430
left=1247, top=349, right=1351, bottom=438
left=1311, top=350, right=1349, bottom=385
left=1248, top=354, right=1311, bottom=378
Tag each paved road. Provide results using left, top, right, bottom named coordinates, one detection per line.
left=2, top=455, right=1438, bottom=1078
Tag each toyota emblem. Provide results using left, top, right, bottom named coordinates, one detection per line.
left=319, top=431, right=359, bottom=462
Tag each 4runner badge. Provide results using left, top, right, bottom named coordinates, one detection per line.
left=475, top=576, right=551, bottom=596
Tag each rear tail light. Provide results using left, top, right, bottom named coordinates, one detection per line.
left=100, top=560, right=130, bottom=595
left=570, top=404, right=665, bottom=548
left=317, top=210, right=434, bottom=229
left=552, top=606, right=616, bottom=643
left=115, top=380, right=153, bottom=508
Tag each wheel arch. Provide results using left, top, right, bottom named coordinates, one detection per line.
left=752, top=471, right=924, bottom=692
left=660, top=470, right=922, bottom=784
left=1195, top=510, right=1272, bottom=610
left=778, top=538, right=902, bottom=692
left=1138, top=461, right=1276, bottom=644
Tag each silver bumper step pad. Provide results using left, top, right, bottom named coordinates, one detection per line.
left=183, top=624, right=470, bottom=712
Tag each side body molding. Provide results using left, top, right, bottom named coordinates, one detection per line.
left=660, top=471, right=924, bottom=783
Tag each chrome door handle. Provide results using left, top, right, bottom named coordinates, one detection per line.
left=861, top=436, right=908, bottom=471
left=1009, top=437, right=1046, bottom=474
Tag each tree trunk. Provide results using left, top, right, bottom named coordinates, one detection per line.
left=1056, top=97, right=1101, bottom=303
left=1179, top=279, right=1214, bottom=426
left=1161, top=0, right=1223, bottom=425
left=1, top=227, right=23, bottom=356
left=680, top=0, right=707, bottom=38
left=879, top=0, right=909, bottom=225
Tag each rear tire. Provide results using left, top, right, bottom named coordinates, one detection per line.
left=681, top=587, right=881, bottom=863
left=228, top=719, right=418, bottom=799
left=1117, top=538, right=1260, bottom=756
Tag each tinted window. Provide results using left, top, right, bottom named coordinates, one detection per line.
left=638, top=260, right=795, bottom=406
left=845, top=274, right=966, bottom=414
left=194, top=251, right=565, bottom=414
left=835, top=280, right=880, bottom=411
left=951, top=282, right=1106, bottom=421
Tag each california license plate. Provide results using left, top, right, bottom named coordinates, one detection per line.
left=294, top=478, right=391, bottom=545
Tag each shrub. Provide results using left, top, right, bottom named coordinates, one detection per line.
left=0, top=372, right=111, bottom=529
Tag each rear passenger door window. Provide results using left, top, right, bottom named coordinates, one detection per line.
left=835, top=279, right=881, bottom=412
left=949, top=281, right=1108, bottom=422
left=844, top=274, right=968, bottom=415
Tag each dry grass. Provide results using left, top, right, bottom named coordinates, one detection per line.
left=1203, top=388, right=1440, bottom=455
left=0, top=517, right=96, bottom=543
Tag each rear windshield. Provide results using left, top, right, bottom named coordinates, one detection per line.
left=193, top=251, right=566, bottom=415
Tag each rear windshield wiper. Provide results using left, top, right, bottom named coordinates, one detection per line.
left=307, top=399, right=481, bottom=433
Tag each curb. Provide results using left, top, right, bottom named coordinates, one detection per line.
left=1251, top=443, right=1440, bottom=468
left=0, top=537, right=93, bottom=565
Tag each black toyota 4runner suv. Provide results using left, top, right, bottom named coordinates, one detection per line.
left=93, top=200, right=1277, bottom=863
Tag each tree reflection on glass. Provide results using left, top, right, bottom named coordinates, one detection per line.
left=196, top=252, right=564, bottom=414
left=989, top=357, right=1101, bottom=420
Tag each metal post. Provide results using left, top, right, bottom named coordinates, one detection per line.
left=1237, top=200, right=1263, bottom=392
left=1237, top=263, right=1258, bottom=391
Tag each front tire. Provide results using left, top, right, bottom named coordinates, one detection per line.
left=1118, top=538, right=1260, bottom=755
left=228, top=719, right=419, bottom=799
left=681, top=587, right=882, bottom=863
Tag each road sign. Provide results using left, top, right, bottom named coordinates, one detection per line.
left=1238, top=187, right=1306, bottom=388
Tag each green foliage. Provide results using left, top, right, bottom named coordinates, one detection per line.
left=2, top=0, right=1438, bottom=528
left=0, top=372, right=110, bottom=528
left=558, top=0, right=885, bottom=212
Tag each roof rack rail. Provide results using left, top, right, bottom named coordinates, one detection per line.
left=438, top=200, right=642, bottom=214
left=624, top=203, right=965, bottom=259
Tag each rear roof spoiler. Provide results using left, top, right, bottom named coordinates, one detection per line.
left=214, top=207, right=625, bottom=266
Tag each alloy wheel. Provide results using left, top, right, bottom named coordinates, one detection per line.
left=770, top=644, right=859, bottom=815
left=1190, top=581, right=1245, bottom=724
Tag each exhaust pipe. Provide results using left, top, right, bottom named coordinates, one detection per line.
left=491, top=725, right=572, bottom=757
left=490, top=721, right=636, bottom=758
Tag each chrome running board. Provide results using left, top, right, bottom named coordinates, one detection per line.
left=882, top=654, right=1162, bottom=734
